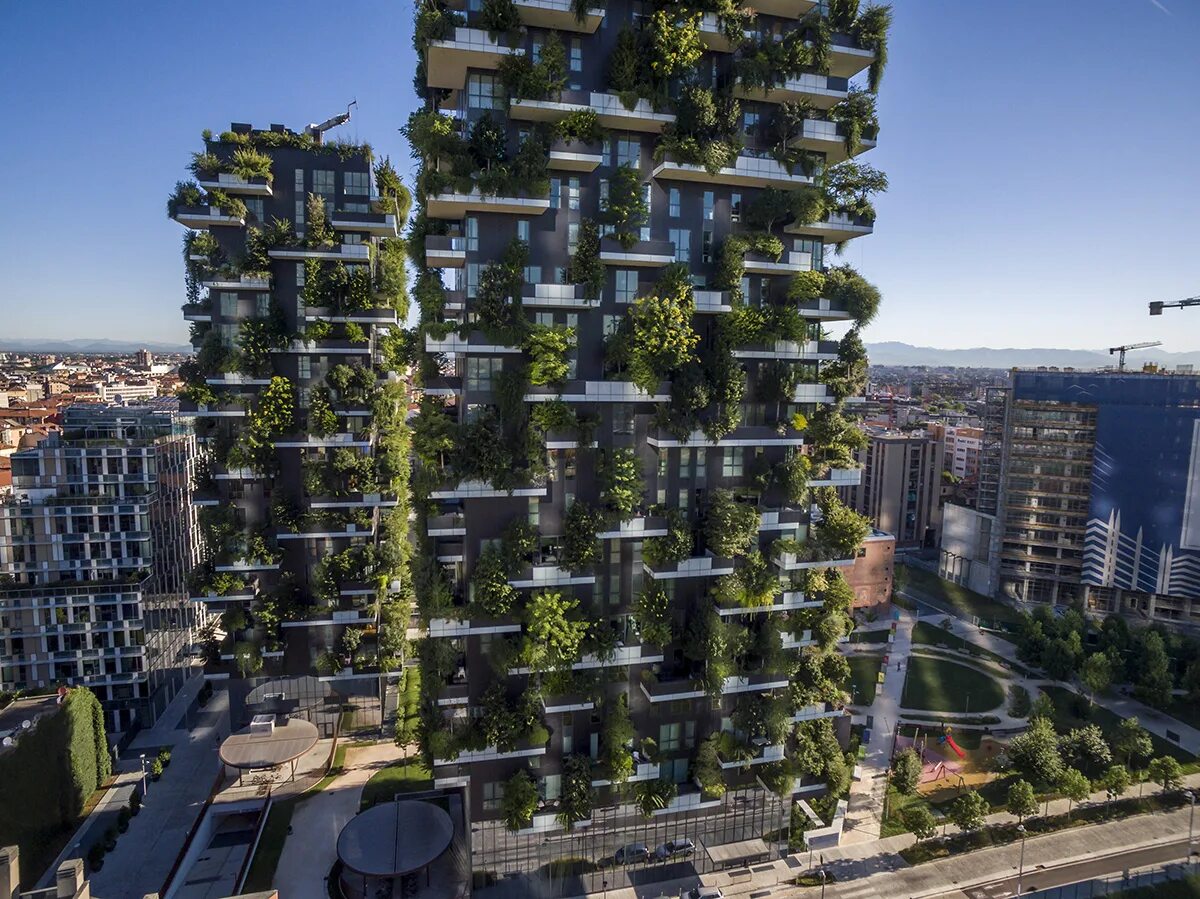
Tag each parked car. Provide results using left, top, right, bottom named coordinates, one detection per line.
left=654, top=839, right=696, bottom=861
left=681, top=888, right=724, bottom=899
left=615, top=843, right=650, bottom=865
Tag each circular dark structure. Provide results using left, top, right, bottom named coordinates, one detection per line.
left=219, top=717, right=319, bottom=771
left=337, top=800, right=454, bottom=878
left=244, top=675, right=332, bottom=710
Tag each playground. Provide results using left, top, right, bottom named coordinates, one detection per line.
left=895, top=725, right=1008, bottom=800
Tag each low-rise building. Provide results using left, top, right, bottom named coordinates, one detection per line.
left=844, top=528, right=895, bottom=609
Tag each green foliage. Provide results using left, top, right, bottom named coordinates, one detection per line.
left=1099, top=764, right=1131, bottom=801
left=500, top=31, right=568, bottom=101
left=1059, top=724, right=1112, bottom=777
left=1007, top=778, right=1038, bottom=821
left=501, top=770, right=539, bottom=831
left=830, top=88, right=880, bottom=154
left=643, top=508, right=693, bottom=567
left=1148, top=755, right=1184, bottom=792
left=1008, top=716, right=1065, bottom=787
left=823, top=265, right=881, bottom=326
left=597, top=449, right=644, bottom=518
left=305, top=193, right=336, bottom=248
left=1058, top=767, right=1090, bottom=813
left=891, top=748, right=921, bottom=795
left=657, top=86, right=742, bottom=175
left=821, top=327, right=869, bottom=402
left=634, top=778, right=678, bottom=818
left=524, top=590, right=590, bottom=672
left=813, top=491, right=871, bottom=559
left=646, top=8, right=703, bottom=79
left=557, top=754, right=594, bottom=830
left=567, top=219, right=605, bottom=300
left=1114, top=717, right=1154, bottom=767
left=526, top=323, right=576, bottom=386
left=703, top=489, right=760, bottom=558
left=712, top=552, right=781, bottom=609
left=166, top=180, right=203, bottom=217
left=904, top=805, right=937, bottom=841
left=607, top=268, right=699, bottom=392
left=607, top=25, right=642, bottom=98
left=230, top=146, right=273, bottom=182
left=824, top=161, right=888, bottom=224
left=633, top=584, right=674, bottom=647
left=948, top=790, right=989, bottom=832
left=560, top=502, right=604, bottom=571
left=693, top=734, right=727, bottom=798
left=475, top=238, right=529, bottom=344
left=602, top=693, right=636, bottom=783
left=601, top=164, right=649, bottom=249
left=554, top=109, right=606, bottom=145
left=788, top=270, right=827, bottom=303
left=853, top=4, right=893, bottom=93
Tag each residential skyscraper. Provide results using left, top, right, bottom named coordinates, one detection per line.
left=168, top=121, right=412, bottom=722
left=844, top=426, right=941, bottom=549
left=409, top=0, right=889, bottom=887
left=0, top=402, right=201, bottom=735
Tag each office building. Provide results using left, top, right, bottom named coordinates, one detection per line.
left=0, top=403, right=201, bottom=734
left=845, top=427, right=940, bottom=549
left=409, top=0, right=889, bottom=887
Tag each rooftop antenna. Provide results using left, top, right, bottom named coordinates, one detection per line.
left=306, top=100, right=357, bottom=144
left=1108, top=341, right=1162, bottom=372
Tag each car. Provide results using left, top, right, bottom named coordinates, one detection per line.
left=615, top=843, right=649, bottom=865
left=681, top=888, right=724, bottom=899
left=654, top=839, right=696, bottom=861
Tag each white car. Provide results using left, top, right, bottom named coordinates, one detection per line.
left=682, top=888, right=724, bottom=899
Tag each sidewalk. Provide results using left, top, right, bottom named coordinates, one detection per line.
left=37, top=672, right=231, bottom=898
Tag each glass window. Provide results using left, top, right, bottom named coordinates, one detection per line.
left=343, top=171, right=369, bottom=195
left=298, top=356, right=311, bottom=380
left=659, top=722, right=681, bottom=752
left=524, top=265, right=541, bottom=283
left=296, top=262, right=306, bottom=286
left=731, top=193, right=742, bottom=223
left=615, top=270, right=638, bottom=304
left=550, top=178, right=561, bottom=207
left=668, top=188, right=680, bottom=218
left=617, top=138, right=639, bottom=168
left=599, top=179, right=609, bottom=205
left=517, top=219, right=529, bottom=243
left=313, top=170, right=335, bottom=197
left=532, top=38, right=543, bottom=63
left=466, top=357, right=504, bottom=391
left=294, top=168, right=305, bottom=192
left=245, top=198, right=263, bottom=221
left=466, top=263, right=480, bottom=298
left=670, top=229, right=690, bottom=262
left=295, top=199, right=305, bottom=226
left=702, top=229, right=713, bottom=263
left=562, top=723, right=574, bottom=754
left=568, top=222, right=579, bottom=251
left=542, top=773, right=562, bottom=800
left=744, top=111, right=760, bottom=132
left=703, top=191, right=714, bottom=221
left=482, top=780, right=500, bottom=811
left=678, top=448, right=691, bottom=478
left=568, top=178, right=580, bottom=210
left=794, top=238, right=824, bottom=272
left=466, top=217, right=479, bottom=251
left=255, top=295, right=270, bottom=318
left=570, top=38, right=582, bottom=72
left=603, top=314, right=620, bottom=336
left=467, top=73, right=503, bottom=110
left=723, top=449, right=744, bottom=478
left=219, top=292, right=238, bottom=317
left=640, top=184, right=651, bottom=241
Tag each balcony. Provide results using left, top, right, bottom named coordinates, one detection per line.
left=791, top=702, right=847, bottom=723
left=427, top=512, right=466, bottom=536
left=521, top=282, right=600, bottom=309
left=524, top=379, right=670, bottom=403
left=598, top=237, right=676, bottom=267
left=797, top=297, right=851, bottom=321
left=425, top=235, right=467, bottom=268
left=204, top=373, right=273, bottom=387
left=429, top=617, right=522, bottom=638
left=647, top=425, right=805, bottom=448
left=808, top=465, right=863, bottom=488
left=331, top=210, right=399, bottom=237
left=734, top=72, right=849, bottom=110
left=786, top=211, right=874, bottom=243
left=717, top=739, right=785, bottom=769
left=509, top=642, right=662, bottom=674
left=426, top=27, right=518, bottom=90
left=733, top=338, right=839, bottom=361
left=542, top=693, right=596, bottom=714
left=308, top=492, right=401, bottom=509
left=698, top=13, right=752, bottom=52
left=172, top=204, right=244, bottom=229
left=591, top=92, right=675, bottom=132
left=743, top=249, right=811, bottom=275
left=746, top=0, right=818, bottom=17
left=644, top=554, right=736, bottom=580
left=792, top=383, right=839, bottom=405
left=758, top=507, right=807, bottom=532
left=268, top=243, right=371, bottom=262
left=427, top=188, right=551, bottom=219
left=715, top=590, right=821, bottom=616
left=276, top=523, right=376, bottom=542
left=596, top=516, right=669, bottom=540
left=548, top=140, right=603, bottom=172
left=436, top=683, right=470, bottom=707
left=303, top=306, right=399, bottom=325
left=272, top=432, right=372, bottom=449
left=773, top=547, right=856, bottom=572
left=693, top=290, right=732, bottom=314
left=190, top=591, right=255, bottom=605
left=197, top=172, right=273, bottom=197
left=422, top=377, right=461, bottom=397
left=182, top=303, right=211, bottom=323
left=201, top=275, right=271, bottom=292
left=515, top=0, right=604, bottom=32
left=508, top=563, right=596, bottom=588
left=591, top=761, right=659, bottom=788
left=650, top=784, right=723, bottom=816
left=274, top=338, right=372, bottom=357
left=432, top=739, right=548, bottom=766
left=781, top=629, right=816, bottom=650
left=430, top=480, right=548, bottom=500
left=652, top=152, right=813, bottom=190
left=425, top=331, right=522, bottom=355
left=829, top=34, right=875, bottom=79
left=788, top=118, right=877, bottom=163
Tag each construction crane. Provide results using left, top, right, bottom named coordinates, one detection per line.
left=1108, top=341, right=1162, bottom=371
left=305, top=101, right=357, bottom=143
left=1149, top=295, right=1200, bottom=316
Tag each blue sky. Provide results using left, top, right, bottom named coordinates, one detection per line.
left=1, top=0, right=1198, bottom=351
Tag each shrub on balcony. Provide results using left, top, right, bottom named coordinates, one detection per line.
left=788, top=270, right=827, bottom=303
left=560, top=502, right=604, bottom=571
left=683, top=605, right=732, bottom=697
left=813, top=491, right=871, bottom=559
left=237, top=314, right=288, bottom=377
left=714, top=232, right=784, bottom=303
left=230, top=147, right=273, bottom=182
left=556, top=754, right=595, bottom=831
left=307, top=387, right=339, bottom=437
left=712, top=551, right=781, bottom=609
left=824, top=161, right=888, bottom=224
left=526, top=323, right=576, bottom=386
left=853, top=4, right=893, bottom=93
left=830, top=88, right=880, bottom=154
left=632, top=584, right=674, bottom=647
left=607, top=25, right=645, bottom=108
left=472, top=545, right=521, bottom=617
left=499, top=30, right=567, bottom=101
left=189, top=151, right=222, bottom=179
left=733, top=692, right=793, bottom=745
left=481, top=0, right=520, bottom=41
left=476, top=238, right=529, bottom=344
left=600, top=163, right=648, bottom=249
left=821, top=327, right=868, bottom=402
left=567, top=219, right=605, bottom=300
left=694, top=734, right=727, bottom=798
left=735, top=13, right=830, bottom=93
left=606, top=266, right=699, bottom=392
left=656, top=86, right=742, bottom=175
left=824, top=264, right=880, bottom=326
left=198, top=503, right=238, bottom=556
left=703, top=489, right=759, bottom=558
left=414, top=0, right=463, bottom=50
left=598, top=448, right=644, bottom=518
left=554, top=109, right=606, bottom=145
left=233, top=642, right=263, bottom=677
left=166, top=180, right=203, bottom=218
left=780, top=450, right=812, bottom=504
left=806, top=405, right=866, bottom=468
left=601, top=693, right=636, bottom=782
left=647, top=8, right=703, bottom=79
left=305, top=193, right=337, bottom=247
left=524, top=590, right=590, bottom=673
left=634, top=778, right=678, bottom=818
left=206, top=189, right=248, bottom=221
left=501, top=770, right=539, bottom=831
left=643, top=508, right=693, bottom=567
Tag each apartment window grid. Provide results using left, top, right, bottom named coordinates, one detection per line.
left=219, top=293, right=238, bottom=318
left=343, top=171, right=369, bottom=195
left=669, top=188, right=680, bottom=218
left=517, top=219, right=529, bottom=243
left=466, top=217, right=479, bottom=251
left=568, top=178, right=580, bottom=210
left=640, top=184, right=652, bottom=241
left=722, top=448, right=744, bottom=478
left=615, top=270, right=638, bottom=304
left=570, top=38, right=582, bottom=71
left=466, top=263, right=480, bottom=298
left=550, top=178, right=561, bottom=208
left=524, top=265, right=542, bottom=284
left=670, top=229, right=690, bottom=263
left=616, top=138, right=639, bottom=168
left=467, top=73, right=503, bottom=110
left=703, top=191, right=714, bottom=221
left=568, top=222, right=579, bottom=251
left=313, top=170, right=335, bottom=199
left=731, top=192, right=742, bottom=223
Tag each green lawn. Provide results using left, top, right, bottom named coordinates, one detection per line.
left=1040, top=685, right=1196, bottom=764
left=912, top=621, right=968, bottom=650
left=359, top=759, right=433, bottom=811
left=900, top=566, right=1022, bottom=631
left=853, top=629, right=891, bottom=644
left=901, top=655, right=1006, bottom=714
left=242, top=795, right=301, bottom=892
left=848, top=653, right=885, bottom=706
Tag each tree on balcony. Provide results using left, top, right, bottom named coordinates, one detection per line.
left=166, top=180, right=203, bottom=218
left=657, top=86, right=742, bottom=175
left=683, top=605, right=732, bottom=697
left=557, top=754, right=595, bottom=831
left=703, top=489, right=760, bottom=558
left=472, top=545, right=521, bottom=617
left=305, top=193, right=337, bottom=248
left=634, top=778, right=678, bottom=818
left=554, top=109, right=606, bottom=145
left=632, top=584, right=674, bottom=647
left=560, top=501, right=604, bottom=571
left=524, top=590, right=589, bottom=673
left=600, top=163, right=649, bottom=249
left=813, top=489, right=870, bottom=559
left=606, top=265, right=699, bottom=392
left=733, top=692, right=793, bottom=745
left=823, top=161, right=888, bottom=224
left=598, top=448, right=644, bottom=518
left=643, top=508, right=693, bottom=567
left=712, top=551, right=782, bottom=609
left=499, top=30, right=567, bottom=101
left=830, top=88, right=880, bottom=154
left=824, top=264, right=881, bottom=326
left=734, top=12, right=831, bottom=94
left=601, top=692, right=636, bottom=783
left=307, top=387, right=339, bottom=438
left=647, top=8, right=703, bottom=79
left=526, top=323, right=576, bottom=386
left=476, top=238, right=529, bottom=344
left=788, top=270, right=826, bottom=303
left=821, top=328, right=868, bottom=402
left=567, top=218, right=605, bottom=300
left=501, top=770, right=539, bottom=831
left=481, top=0, right=520, bottom=40
left=693, top=734, right=726, bottom=799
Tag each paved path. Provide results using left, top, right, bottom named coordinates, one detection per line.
left=272, top=742, right=405, bottom=899
left=842, top=608, right=915, bottom=844
left=39, top=671, right=230, bottom=899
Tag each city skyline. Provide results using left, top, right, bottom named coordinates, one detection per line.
left=2, top=1, right=1199, bottom=351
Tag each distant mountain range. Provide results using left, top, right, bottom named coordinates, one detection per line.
left=0, top=338, right=192, bottom=355
left=865, top=341, right=1200, bottom=370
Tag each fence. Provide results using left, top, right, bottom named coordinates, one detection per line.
left=1024, top=860, right=1196, bottom=899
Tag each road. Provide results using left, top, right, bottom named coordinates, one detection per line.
left=961, top=837, right=1198, bottom=899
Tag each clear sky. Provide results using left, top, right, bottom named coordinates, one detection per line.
left=1, top=0, right=1198, bottom=351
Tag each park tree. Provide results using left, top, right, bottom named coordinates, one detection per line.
left=1133, top=631, right=1173, bottom=708
left=1080, top=653, right=1112, bottom=706
left=1148, top=755, right=1184, bottom=793
left=1058, top=768, right=1091, bottom=819
left=1029, top=691, right=1056, bottom=722
left=903, top=805, right=937, bottom=841
left=1113, top=717, right=1154, bottom=768
left=948, top=790, right=989, bottom=833
left=1006, top=778, right=1038, bottom=823
left=891, top=748, right=922, bottom=796
left=1058, top=724, right=1113, bottom=778
left=1099, top=764, right=1131, bottom=814
left=1008, top=716, right=1064, bottom=787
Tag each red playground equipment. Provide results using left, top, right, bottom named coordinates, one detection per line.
left=939, top=726, right=966, bottom=759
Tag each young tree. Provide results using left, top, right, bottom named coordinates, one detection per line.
left=891, top=748, right=922, bottom=796
left=598, top=449, right=644, bottom=518
left=1099, top=764, right=1131, bottom=814
left=501, top=770, right=539, bottom=831
left=556, top=754, right=594, bottom=831
left=1080, top=653, right=1112, bottom=706
left=903, top=805, right=937, bottom=842
left=1006, top=778, right=1038, bottom=823
left=1148, top=755, right=1184, bottom=793
left=1133, top=632, right=1173, bottom=708
left=525, top=590, right=589, bottom=673
left=1113, top=717, right=1154, bottom=768
left=1029, top=691, right=1056, bottom=722
left=703, top=489, right=760, bottom=558
left=1008, top=716, right=1064, bottom=788
left=1058, top=724, right=1113, bottom=778
left=948, top=790, right=989, bottom=833
left=1058, top=768, right=1090, bottom=820
left=632, top=584, right=674, bottom=647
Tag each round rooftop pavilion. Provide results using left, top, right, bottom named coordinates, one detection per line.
left=218, top=715, right=318, bottom=781
left=336, top=799, right=454, bottom=896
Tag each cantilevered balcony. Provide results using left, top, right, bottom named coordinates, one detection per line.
left=598, top=237, right=676, bottom=267
left=715, top=590, right=821, bottom=616
left=509, top=642, right=662, bottom=674
left=791, top=702, right=847, bottom=723
left=425, top=235, right=467, bottom=268
left=773, top=546, right=856, bottom=571
left=273, top=432, right=372, bottom=449
left=807, top=465, right=863, bottom=488
left=524, top=379, right=670, bottom=403
left=430, top=480, right=548, bottom=500
left=422, top=377, right=461, bottom=397
left=652, top=152, right=813, bottom=190
left=426, top=27, right=518, bottom=90
left=733, top=338, right=839, bottom=361
left=331, top=209, right=399, bottom=237
left=596, top=515, right=669, bottom=540
left=548, top=139, right=604, bottom=172
left=182, top=303, right=211, bottom=323
left=515, top=0, right=604, bottom=32
left=787, top=119, right=877, bottom=163
left=429, top=617, right=522, bottom=638
left=521, top=282, right=600, bottom=309
left=432, top=739, right=548, bottom=767
left=698, top=13, right=753, bottom=52
left=647, top=425, right=806, bottom=448
left=693, top=290, right=733, bottom=314
left=644, top=554, right=735, bottom=580
left=309, top=492, right=401, bottom=509
left=198, top=172, right=273, bottom=197
left=747, top=0, right=819, bottom=17
left=508, top=563, right=596, bottom=588
left=829, top=33, right=875, bottom=79
left=758, top=506, right=807, bottom=532
left=201, top=275, right=271, bottom=292
left=172, top=204, right=244, bottom=229
left=734, top=72, right=850, bottom=110
left=425, top=331, right=522, bottom=355
left=303, top=306, right=399, bottom=325
left=786, top=211, right=874, bottom=243
left=797, top=297, right=852, bottom=321
left=273, top=338, right=372, bottom=357
left=792, top=383, right=839, bottom=405
left=590, top=92, right=675, bottom=132
left=717, top=740, right=786, bottom=769
left=268, top=243, right=371, bottom=262
left=743, top=249, right=812, bottom=275
left=427, top=512, right=466, bottom=536
left=426, top=188, right=551, bottom=219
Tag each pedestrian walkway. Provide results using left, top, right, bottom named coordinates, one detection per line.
left=37, top=670, right=230, bottom=899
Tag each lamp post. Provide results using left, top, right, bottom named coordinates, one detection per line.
left=1016, top=824, right=1027, bottom=895
left=1187, top=791, right=1196, bottom=871
left=139, top=753, right=148, bottom=797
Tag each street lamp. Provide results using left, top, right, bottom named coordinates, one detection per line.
left=1016, top=824, right=1027, bottom=895
left=139, top=753, right=148, bottom=797
left=1187, top=791, right=1196, bottom=871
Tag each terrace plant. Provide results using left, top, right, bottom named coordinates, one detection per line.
left=823, top=265, right=881, bottom=326
left=307, top=387, right=339, bottom=438
left=230, top=146, right=273, bottom=182
left=632, top=584, right=674, bottom=647
left=557, top=754, right=594, bottom=831
left=600, top=164, right=648, bottom=249
left=524, top=590, right=589, bottom=673
left=560, top=501, right=604, bottom=571
left=643, top=508, right=693, bottom=567
left=703, top=489, right=760, bottom=558
left=693, top=734, right=726, bottom=798
left=481, top=0, right=521, bottom=41
left=501, top=770, right=539, bottom=831
left=166, top=180, right=203, bottom=217
left=646, top=8, right=703, bottom=80
left=472, top=545, right=520, bottom=617
left=635, top=778, right=678, bottom=818
left=606, top=266, right=699, bottom=392
left=567, top=218, right=605, bottom=300
left=656, top=86, right=742, bottom=175
left=554, top=109, right=605, bottom=145
left=597, top=448, right=644, bottom=518
left=499, top=30, right=567, bottom=101
left=525, top=323, right=576, bottom=386
left=829, top=88, right=880, bottom=154
left=711, top=551, right=781, bottom=609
